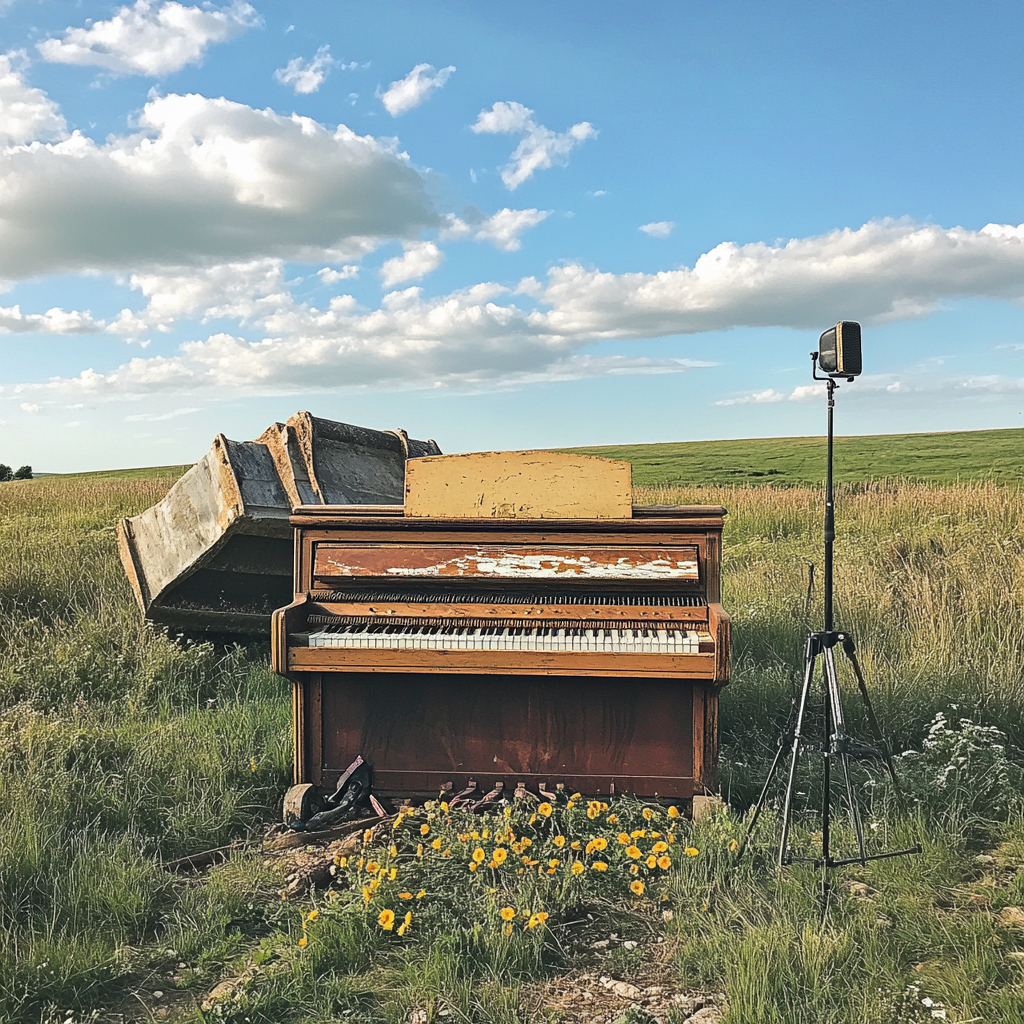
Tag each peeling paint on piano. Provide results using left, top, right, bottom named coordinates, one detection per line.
left=313, top=545, right=700, bottom=581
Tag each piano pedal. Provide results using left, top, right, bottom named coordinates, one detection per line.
left=514, top=781, right=539, bottom=803
left=538, top=781, right=557, bottom=801
left=448, top=779, right=480, bottom=809
left=470, top=781, right=504, bottom=812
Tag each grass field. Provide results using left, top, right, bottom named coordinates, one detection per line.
left=2, top=466, right=1024, bottom=1022
left=558, top=426, right=1024, bottom=487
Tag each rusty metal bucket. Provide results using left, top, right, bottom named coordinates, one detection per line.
left=117, top=412, right=440, bottom=637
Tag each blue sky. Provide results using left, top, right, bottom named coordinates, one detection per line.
left=0, top=0, right=1022, bottom=471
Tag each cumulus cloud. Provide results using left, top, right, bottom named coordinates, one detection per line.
left=640, top=221, right=674, bottom=238
left=9, top=217, right=1024, bottom=398
left=0, top=304, right=102, bottom=334
left=442, top=208, right=549, bottom=251
left=318, top=265, right=360, bottom=284
left=714, top=388, right=787, bottom=406
left=380, top=63, right=455, bottom=116
left=0, top=51, right=67, bottom=145
left=37, top=1, right=258, bottom=76
left=470, top=101, right=596, bottom=190
left=380, top=241, right=444, bottom=287
left=0, top=92, right=439, bottom=279
left=274, top=44, right=338, bottom=94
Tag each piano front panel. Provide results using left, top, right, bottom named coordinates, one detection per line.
left=312, top=672, right=696, bottom=798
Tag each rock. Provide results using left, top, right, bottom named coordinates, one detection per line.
left=997, top=906, right=1024, bottom=928
left=409, top=1010, right=428, bottom=1024
left=622, top=940, right=638, bottom=949
left=662, top=909, right=674, bottom=922
left=645, top=986, right=664, bottom=996
left=153, top=991, right=163, bottom=999
left=975, top=854, right=996, bottom=866
left=600, top=977, right=641, bottom=1000
left=684, top=1008, right=724, bottom=1024
left=843, top=881, right=875, bottom=899
left=591, top=939, right=610, bottom=949
left=202, top=980, right=239, bottom=1010
left=672, top=994, right=707, bottom=1013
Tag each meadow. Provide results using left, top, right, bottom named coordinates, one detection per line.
left=1, top=458, right=1023, bottom=1023
left=559, top=426, right=1024, bottom=488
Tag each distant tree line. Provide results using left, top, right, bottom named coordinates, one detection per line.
left=0, top=465, right=32, bottom=481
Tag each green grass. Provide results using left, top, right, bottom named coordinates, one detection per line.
left=2, top=467, right=1024, bottom=1022
left=557, top=426, right=1024, bottom=487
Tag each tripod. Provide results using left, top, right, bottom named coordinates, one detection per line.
left=736, top=356, right=920, bottom=879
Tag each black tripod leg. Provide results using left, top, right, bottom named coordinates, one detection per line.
left=841, top=636, right=906, bottom=804
left=825, top=646, right=867, bottom=866
left=778, top=634, right=818, bottom=868
left=735, top=730, right=789, bottom=862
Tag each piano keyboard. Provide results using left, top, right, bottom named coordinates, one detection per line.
left=305, top=624, right=702, bottom=653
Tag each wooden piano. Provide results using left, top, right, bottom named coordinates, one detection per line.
left=271, top=451, right=729, bottom=806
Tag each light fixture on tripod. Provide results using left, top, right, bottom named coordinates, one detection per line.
left=737, top=321, right=920, bottom=881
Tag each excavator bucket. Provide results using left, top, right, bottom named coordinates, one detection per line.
left=117, top=411, right=440, bottom=637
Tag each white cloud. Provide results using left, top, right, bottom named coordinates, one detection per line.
left=470, top=101, right=596, bottom=190
left=0, top=92, right=438, bottom=278
left=19, top=402, right=39, bottom=413
left=10, top=217, right=1024, bottom=399
left=124, top=405, right=199, bottom=421
left=380, top=63, right=455, bottom=116
left=442, top=207, right=549, bottom=252
left=37, top=1, right=258, bottom=76
left=274, top=44, right=338, bottom=94
left=318, top=265, right=360, bottom=284
left=0, top=51, right=67, bottom=145
left=787, top=384, right=828, bottom=401
left=640, top=221, right=674, bottom=238
left=0, top=304, right=102, bottom=334
left=714, top=388, right=787, bottom=406
left=379, top=241, right=444, bottom=287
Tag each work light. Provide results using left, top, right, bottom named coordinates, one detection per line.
left=817, top=321, right=862, bottom=379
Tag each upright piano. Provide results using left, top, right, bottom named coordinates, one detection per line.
left=272, top=454, right=730, bottom=805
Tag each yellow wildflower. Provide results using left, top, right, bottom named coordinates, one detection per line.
left=685, top=847, right=699, bottom=857
left=607, top=814, right=618, bottom=824
left=389, top=844, right=398, bottom=857
left=472, top=831, right=481, bottom=840
left=729, top=839, right=739, bottom=852
left=566, top=801, right=576, bottom=810
left=399, top=892, right=413, bottom=899
left=362, top=886, right=372, bottom=903
left=473, top=847, right=486, bottom=863
left=571, top=861, right=585, bottom=875
left=501, top=906, right=516, bottom=921
left=469, top=863, right=478, bottom=872
left=631, top=829, right=646, bottom=839
left=590, top=837, right=608, bottom=852
left=369, top=877, right=381, bottom=892
left=657, top=856, right=672, bottom=870
left=643, top=808, right=654, bottom=820
left=250, top=757, right=258, bottom=772
left=652, top=841, right=669, bottom=854
left=298, top=935, right=308, bottom=947
left=535, top=911, right=549, bottom=923
left=378, top=909, right=395, bottom=930
left=631, top=880, right=645, bottom=896
left=417, top=844, right=424, bottom=858
left=552, top=835, right=566, bottom=848
left=440, top=801, right=449, bottom=812
left=618, top=832, right=631, bottom=845
left=404, top=911, right=412, bottom=927
left=441, top=849, right=451, bottom=858
left=431, top=837, right=442, bottom=850
left=483, top=829, right=491, bottom=839
left=503, top=922, right=514, bottom=935
left=416, top=890, right=426, bottom=898
left=357, top=858, right=365, bottom=869
left=389, top=867, right=398, bottom=881
left=363, top=829, right=374, bottom=842
left=647, top=855, right=658, bottom=869
left=397, top=921, right=409, bottom=936
left=538, top=802, right=553, bottom=817
left=307, top=909, right=318, bottom=921
left=629, top=864, right=639, bottom=875
left=571, top=793, right=582, bottom=801
left=625, top=845, right=642, bottom=860
left=458, top=833, right=471, bottom=842
left=520, top=837, right=532, bottom=848
left=365, top=861, right=379, bottom=874
left=492, top=848, right=508, bottom=865
left=548, top=858, right=560, bottom=869
left=592, top=861, right=608, bottom=871
left=570, top=840, right=582, bottom=850
left=667, top=806, right=680, bottom=818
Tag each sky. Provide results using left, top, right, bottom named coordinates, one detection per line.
left=0, top=1, right=1022, bottom=472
